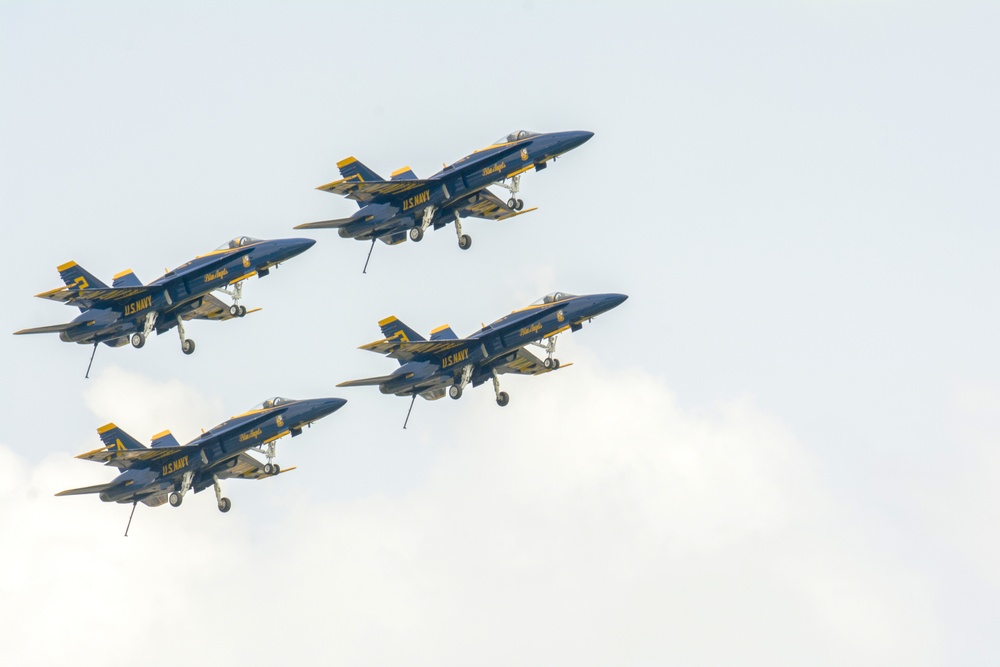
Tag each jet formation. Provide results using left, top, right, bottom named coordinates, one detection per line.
left=14, top=128, right=630, bottom=533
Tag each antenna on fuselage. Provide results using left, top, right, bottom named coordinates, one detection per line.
left=403, top=394, right=417, bottom=429
left=362, top=238, right=376, bottom=274
left=84, top=343, right=98, bottom=379
left=124, top=500, right=138, bottom=537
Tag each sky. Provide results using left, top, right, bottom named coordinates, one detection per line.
left=1, top=1, right=998, bottom=664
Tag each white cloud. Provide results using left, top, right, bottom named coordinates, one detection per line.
left=0, top=361, right=941, bottom=666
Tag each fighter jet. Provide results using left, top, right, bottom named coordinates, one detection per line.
left=338, top=291, right=627, bottom=426
left=57, top=396, right=346, bottom=533
left=14, top=235, right=315, bottom=375
left=295, top=129, right=593, bottom=270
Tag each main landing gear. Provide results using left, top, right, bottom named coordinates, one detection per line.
left=168, top=471, right=194, bottom=508
left=213, top=474, right=231, bottom=513
left=130, top=311, right=158, bottom=349
left=410, top=209, right=472, bottom=250
left=497, top=174, right=525, bottom=210
left=449, top=363, right=474, bottom=400
left=409, top=206, right=436, bottom=243
left=176, top=315, right=195, bottom=355
left=492, top=369, right=509, bottom=407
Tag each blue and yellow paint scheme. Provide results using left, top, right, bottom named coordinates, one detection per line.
left=338, top=291, right=627, bottom=420
left=14, top=236, right=315, bottom=367
left=295, top=130, right=593, bottom=260
left=56, top=397, right=346, bottom=514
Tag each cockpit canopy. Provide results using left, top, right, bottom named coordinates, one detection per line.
left=530, top=291, right=577, bottom=306
left=495, top=130, right=538, bottom=144
left=215, top=236, right=261, bottom=251
left=250, top=396, right=295, bottom=411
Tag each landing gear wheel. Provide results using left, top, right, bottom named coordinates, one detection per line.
left=181, top=339, right=196, bottom=355
left=458, top=234, right=472, bottom=250
left=131, top=333, right=145, bottom=349
left=449, top=384, right=463, bottom=400
left=496, top=391, right=510, bottom=407
left=264, top=463, right=274, bottom=475
left=169, top=492, right=182, bottom=507
left=544, top=358, right=553, bottom=369
left=218, top=497, right=231, bottom=513
left=409, top=227, right=424, bottom=242
left=553, top=359, right=560, bottom=369
left=272, top=464, right=280, bottom=474
left=515, top=199, right=524, bottom=211
left=507, top=197, right=517, bottom=208
left=238, top=305, right=247, bottom=317
left=229, top=304, right=239, bottom=317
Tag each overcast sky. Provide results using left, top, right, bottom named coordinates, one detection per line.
left=1, top=1, right=998, bottom=665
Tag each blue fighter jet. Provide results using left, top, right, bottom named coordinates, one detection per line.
left=295, top=129, right=593, bottom=270
left=57, top=396, right=346, bottom=532
left=14, top=235, right=315, bottom=375
left=338, top=291, right=627, bottom=426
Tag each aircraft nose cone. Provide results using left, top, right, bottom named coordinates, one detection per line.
left=290, top=237, right=317, bottom=257
left=314, top=397, right=347, bottom=418
left=605, top=293, right=628, bottom=309
left=562, top=130, right=594, bottom=151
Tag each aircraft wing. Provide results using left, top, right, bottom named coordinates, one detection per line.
left=216, top=453, right=297, bottom=481
left=181, top=294, right=261, bottom=321
left=55, top=482, right=115, bottom=496
left=337, top=372, right=410, bottom=388
left=74, top=411, right=284, bottom=467
left=13, top=321, right=90, bottom=335
left=455, top=189, right=538, bottom=221
left=316, top=177, right=438, bottom=203
left=34, top=285, right=157, bottom=308
left=75, top=444, right=190, bottom=467
left=492, top=348, right=572, bottom=376
left=358, top=338, right=469, bottom=362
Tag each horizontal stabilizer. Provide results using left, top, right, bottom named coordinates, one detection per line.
left=56, top=483, right=114, bottom=497
left=337, top=374, right=401, bottom=388
left=13, top=321, right=84, bottom=335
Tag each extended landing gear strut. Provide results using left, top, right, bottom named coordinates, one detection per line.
left=409, top=205, right=437, bottom=243
left=449, top=363, right=474, bottom=400
left=532, top=335, right=561, bottom=369
left=492, top=369, right=509, bottom=407
left=176, top=315, right=195, bottom=355
left=455, top=212, right=472, bottom=250
left=217, top=281, right=248, bottom=318
left=131, top=311, right=158, bottom=349
left=253, top=441, right=281, bottom=476
left=168, top=471, right=194, bottom=508
left=213, top=474, right=231, bottom=513
left=496, top=174, right=524, bottom=211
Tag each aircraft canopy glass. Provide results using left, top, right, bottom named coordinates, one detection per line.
left=530, top=292, right=577, bottom=306
left=249, top=396, right=295, bottom=411
left=495, top=130, right=538, bottom=144
left=215, top=236, right=262, bottom=250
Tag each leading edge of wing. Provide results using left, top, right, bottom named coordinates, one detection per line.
left=13, top=321, right=88, bottom=335
left=55, top=482, right=115, bottom=496
left=336, top=373, right=404, bottom=388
